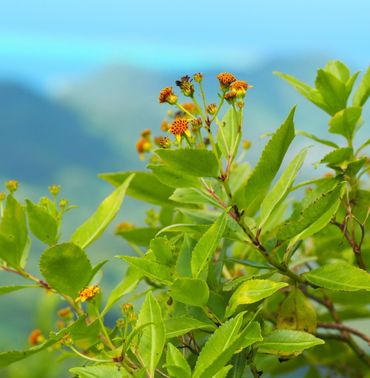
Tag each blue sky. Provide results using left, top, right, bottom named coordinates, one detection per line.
left=1, top=0, right=370, bottom=90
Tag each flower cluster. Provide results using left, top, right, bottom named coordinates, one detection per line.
left=76, top=285, right=100, bottom=302
left=135, top=71, right=251, bottom=160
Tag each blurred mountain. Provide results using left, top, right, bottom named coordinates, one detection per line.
left=0, top=81, right=125, bottom=184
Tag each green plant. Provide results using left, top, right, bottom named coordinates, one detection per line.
left=1, top=61, right=370, bottom=377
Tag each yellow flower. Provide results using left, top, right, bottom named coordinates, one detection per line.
left=6, top=180, right=18, bottom=193
left=176, top=76, right=194, bottom=97
left=193, top=72, right=203, bottom=83
left=48, top=184, right=60, bottom=196
left=169, top=118, right=191, bottom=142
left=76, top=285, right=100, bottom=302
left=154, top=136, right=171, bottom=149
left=230, top=80, right=250, bottom=97
left=224, top=91, right=237, bottom=104
left=159, top=87, right=178, bottom=104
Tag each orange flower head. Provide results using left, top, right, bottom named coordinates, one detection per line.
left=140, top=129, right=151, bottom=138
left=136, top=138, right=151, bottom=160
left=28, top=329, right=45, bottom=346
left=159, top=87, right=178, bottom=104
left=169, top=118, right=191, bottom=142
left=182, top=102, right=197, bottom=114
left=217, top=72, right=236, bottom=90
left=76, top=285, right=100, bottom=302
left=230, top=80, right=249, bottom=97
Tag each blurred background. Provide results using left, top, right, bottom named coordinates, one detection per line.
left=1, top=1, right=369, bottom=376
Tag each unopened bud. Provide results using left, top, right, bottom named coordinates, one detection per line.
left=206, top=104, right=217, bottom=115
left=49, top=185, right=60, bottom=196
left=193, top=72, right=203, bottom=83
left=6, top=180, right=18, bottom=193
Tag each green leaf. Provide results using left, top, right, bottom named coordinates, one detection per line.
left=155, top=149, right=219, bottom=178
left=164, top=317, right=215, bottom=338
left=191, top=213, right=228, bottom=278
left=213, top=366, right=233, bottom=378
left=169, top=188, right=220, bottom=208
left=193, top=315, right=262, bottom=378
left=71, top=174, right=133, bottom=249
left=320, top=147, right=353, bottom=167
left=353, top=66, right=370, bottom=107
left=102, top=266, right=141, bottom=316
left=157, top=223, right=210, bottom=237
left=148, top=164, right=201, bottom=188
left=26, top=200, right=58, bottom=245
left=99, top=171, right=175, bottom=206
left=328, top=107, right=362, bottom=141
left=226, top=279, right=288, bottom=317
left=234, top=107, right=295, bottom=215
left=150, top=237, right=173, bottom=265
left=116, top=226, right=160, bottom=247
left=175, top=235, right=195, bottom=277
left=315, top=69, right=347, bottom=114
left=171, top=277, right=209, bottom=306
left=258, top=329, right=324, bottom=357
left=0, top=285, right=39, bottom=295
left=166, top=343, right=191, bottom=378
left=296, top=130, right=339, bottom=148
left=278, top=184, right=344, bottom=241
left=324, top=60, right=350, bottom=82
left=259, top=148, right=307, bottom=228
left=70, top=365, right=128, bottom=378
left=0, top=195, right=29, bottom=268
left=120, top=256, right=174, bottom=285
left=304, top=263, right=370, bottom=291
left=274, top=72, right=330, bottom=113
left=40, top=243, right=92, bottom=298
left=277, top=288, right=317, bottom=333
left=217, top=107, right=240, bottom=158
left=137, top=292, right=165, bottom=377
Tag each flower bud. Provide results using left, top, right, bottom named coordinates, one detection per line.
left=122, top=303, right=134, bottom=314
left=49, top=185, right=60, bottom=196
left=154, top=136, right=171, bottom=149
left=58, top=307, right=73, bottom=319
left=59, top=198, right=68, bottom=209
left=115, top=222, right=135, bottom=233
left=193, top=72, right=203, bottom=83
left=140, top=129, right=151, bottom=138
left=206, top=103, right=217, bottom=115
left=6, top=180, right=18, bottom=193
left=136, top=138, right=151, bottom=160
left=161, top=120, right=169, bottom=131
left=230, top=80, right=249, bottom=98
left=0, top=192, right=6, bottom=201
left=243, top=139, right=252, bottom=150
left=176, top=75, right=194, bottom=97
left=28, top=329, right=45, bottom=346
left=224, top=91, right=237, bottom=104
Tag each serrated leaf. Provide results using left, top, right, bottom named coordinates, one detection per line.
left=148, top=163, right=201, bottom=188
left=40, top=243, right=92, bottom=298
left=278, top=183, right=343, bottom=241
left=150, top=236, right=173, bottom=265
left=274, top=72, right=330, bottom=113
left=315, top=69, right=347, bottom=115
left=320, top=147, right=353, bottom=167
left=164, top=317, right=215, bottom=338
left=0, top=195, right=29, bottom=268
left=102, top=266, right=141, bottom=316
left=171, top=277, right=209, bottom=307
left=277, top=287, right=317, bottom=333
left=226, top=279, right=288, bottom=317
left=71, top=174, right=133, bottom=249
left=328, top=107, right=362, bottom=141
left=259, top=148, right=307, bottom=228
left=26, top=200, right=58, bottom=245
left=258, top=329, right=324, bottom=356
left=304, top=263, right=370, bottom=291
left=192, top=313, right=244, bottom=378
left=99, top=171, right=175, bottom=206
left=70, top=364, right=128, bottom=378
left=166, top=343, right=191, bottom=378
left=169, top=187, right=220, bottom=208
left=213, top=366, right=233, bottom=378
left=353, top=66, right=370, bottom=107
left=137, top=292, right=165, bottom=377
left=155, top=149, right=219, bottom=178
left=234, top=107, right=295, bottom=215
left=120, top=256, right=174, bottom=285
left=191, top=213, right=228, bottom=279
